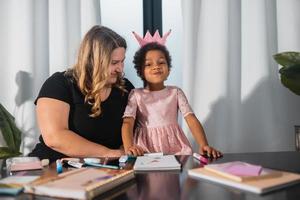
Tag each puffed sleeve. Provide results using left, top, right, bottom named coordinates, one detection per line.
left=123, top=89, right=137, bottom=119
left=177, top=87, right=194, bottom=117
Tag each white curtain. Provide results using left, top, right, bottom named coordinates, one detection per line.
left=182, top=0, right=300, bottom=153
left=1, top=0, right=300, bottom=155
left=0, top=0, right=101, bottom=155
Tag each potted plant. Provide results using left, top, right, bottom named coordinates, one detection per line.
left=0, top=103, right=22, bottom=158
left=273, top=51, right=300, bottom=151
left=273, top=51, right=300, bottom=95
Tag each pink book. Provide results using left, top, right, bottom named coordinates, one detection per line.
left=6, top=157, right=42, bottom=172
left=204, top=161, right=281, bottom=182
left=222, top=162, right=262, bottom=176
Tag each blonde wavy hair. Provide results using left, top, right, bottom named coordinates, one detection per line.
left=67, top=25, right=127, bottom=117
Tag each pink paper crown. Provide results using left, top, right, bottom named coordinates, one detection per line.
left=132, top=29, right=171, bottom=47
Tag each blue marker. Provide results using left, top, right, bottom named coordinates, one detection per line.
left=56, top=159, right=63, bottom=173
left=84, top=161, right=119, bottom=170
left=119, top=155, right=136, bottom=163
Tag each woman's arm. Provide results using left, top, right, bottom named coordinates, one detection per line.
left=185, top=113, right=222, bottom=158
left=121, top=117, right=143, bottom=156
left=36, top=97, right=123, bottom=157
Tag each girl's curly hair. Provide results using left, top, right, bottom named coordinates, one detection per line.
left=133, top=42, right=172, bottom=87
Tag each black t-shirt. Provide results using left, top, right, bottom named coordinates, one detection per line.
left=29, top=71, right=134, bottom=162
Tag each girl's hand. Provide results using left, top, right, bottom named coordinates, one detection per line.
left=126, top=145, right=144, bottom=156
left=199, top=145, right=222, bottom=158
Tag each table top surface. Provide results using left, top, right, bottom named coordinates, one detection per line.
left=1, top=151, right=300, bottom=200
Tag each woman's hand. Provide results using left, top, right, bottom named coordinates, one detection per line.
left=199, top=145, right=222, bottom=158
left=125, top=145, right=144, bottom=156
left=106, top=149, right=124, bottom=157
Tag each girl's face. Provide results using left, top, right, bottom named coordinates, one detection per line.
left=143, top=50, right=170, bottom=90
left=107, top=47, right=126, bottom=85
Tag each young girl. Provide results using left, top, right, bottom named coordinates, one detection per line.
left=122, top=30, right=222, bottom=158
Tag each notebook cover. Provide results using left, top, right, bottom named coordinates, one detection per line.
left=204, top=161, right=281, bottom=182
left=133, top=155, right=181, bottom=171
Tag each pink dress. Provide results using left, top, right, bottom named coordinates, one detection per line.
left=123, top=86, right=193, bottom=155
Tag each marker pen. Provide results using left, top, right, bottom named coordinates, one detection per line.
left=193, top=153, right=208, bottom=164
left=56, top=159, right=63, bottom=173
left=119, top=155, right=136, bottom=163
left=84, top=161, right=119, bottom=170
left=67, top=160, right=84, bottom=168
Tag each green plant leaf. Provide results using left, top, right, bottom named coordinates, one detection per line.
left=279, top=64, right=300, bottom=79
left=0, top=147, right=21, bottom=159
left=274, top=52, right=300, bottom=96
left=273, top=52, right=300, bottom=68
left=280, top=73, right=300, bottom=95
left=0, top=103, right=22, bottom=152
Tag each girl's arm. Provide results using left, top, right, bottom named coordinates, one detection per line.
left=121, top=117, right=135, bottom=152
left=37, top=98, right=123, bottom=157
left=185, top=113, right=222, bottom=158
left=121, top=117, right=144, bottom=156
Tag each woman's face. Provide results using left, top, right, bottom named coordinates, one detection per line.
left=107, top=47, right=126, bottom=85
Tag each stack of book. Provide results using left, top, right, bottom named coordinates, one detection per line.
left=188, top=161, right=300, bottom=194
left=0, top=176, right=39, bottom=195
left=6, top=157, right=43, bottom=172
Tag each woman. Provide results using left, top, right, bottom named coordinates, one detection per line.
left=29, top=25, right=134, bottom=163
